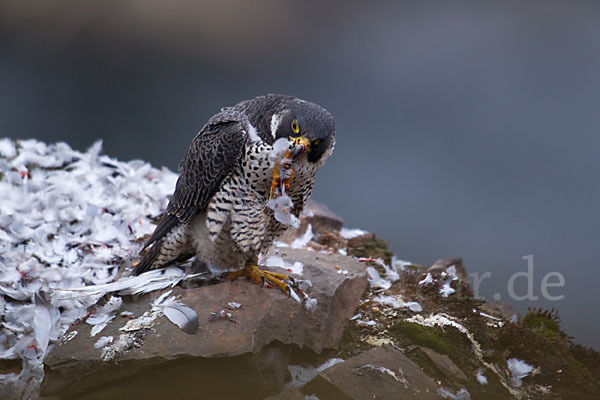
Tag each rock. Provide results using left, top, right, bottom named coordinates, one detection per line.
left=346, top=234, right=394, bottom=265
left=277, top=199, right=344, bottom=245
left=427, top=256, right=469, bottom=284
left=303, top=199, right=344, bottom=234
left=41, top=248, right=368, bottom=399
left=265, top=388, right=307, bottom=400
left=301, top=346, right=439, bottom=399
left=481, top=301, right=519, bottom=321
left=416, top=346, right=468, bottom=381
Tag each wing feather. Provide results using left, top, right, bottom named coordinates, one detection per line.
left=142, top=111, right=248, bottom=250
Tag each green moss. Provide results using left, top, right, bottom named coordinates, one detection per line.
left=389, top=322, right=455, bottom=355
left=522, top=308, right=564, bottom=342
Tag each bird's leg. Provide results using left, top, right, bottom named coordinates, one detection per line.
left=228, top=259, right=295, bottom=295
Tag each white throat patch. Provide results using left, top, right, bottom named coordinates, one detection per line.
left=270, top=113, right=283, bottom=139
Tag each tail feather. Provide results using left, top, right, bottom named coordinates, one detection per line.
left=133, top=239, right=164, bottom=275
left=133, top=223, right=192, bottom=276
left=143, top=213, right=180, bottom=251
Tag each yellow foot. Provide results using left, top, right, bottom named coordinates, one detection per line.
left=229, top=262, right=294, bottom=295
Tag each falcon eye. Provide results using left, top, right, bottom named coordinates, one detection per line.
left=291, top=119, right=300, bottom=134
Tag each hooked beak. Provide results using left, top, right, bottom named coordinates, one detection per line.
left=289, top=136, right=311, bottom=155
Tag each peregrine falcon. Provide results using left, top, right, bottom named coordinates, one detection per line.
left=133, top=94, right=335, bottom=293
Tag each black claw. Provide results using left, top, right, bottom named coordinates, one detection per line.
left=285, top=285, right=291, bottom=298
left=260, top=276, right=266, bottom=288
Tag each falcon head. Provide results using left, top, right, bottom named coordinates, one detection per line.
left=270, top=98, right=336, bottom=164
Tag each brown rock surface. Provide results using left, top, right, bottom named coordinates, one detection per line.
left=301, top=346, right=440, bottom=400
left=41, top=248, right=368, bottom=399
left=302, top=199, right=344, bottom=234
left=277, top=199, right=345, bottom=245
left=417, top=346, right=468, bottom=381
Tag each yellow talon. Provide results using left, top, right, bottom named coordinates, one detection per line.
left=229, top=261, right=292, bottom=294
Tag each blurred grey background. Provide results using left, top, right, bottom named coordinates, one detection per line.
left=1, top=1, right=598, bottom=349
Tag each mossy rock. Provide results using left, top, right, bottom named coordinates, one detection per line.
left=346, top=234, right=394, bottom=266
left=521, top=308, right=565, bottom=342
left=389, top=321, right=456, bottom=355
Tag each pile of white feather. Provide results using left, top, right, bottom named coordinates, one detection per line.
left=0, top=138, right=337, bottom=397
left=0, top=138, right=187, bottom=397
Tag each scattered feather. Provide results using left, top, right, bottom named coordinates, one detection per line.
left=507, top=358, right=534, bottom=387
left=286, top=358, right=344, bottom=389
left=366, top=267, right=391, bottom=290
left=404, top=302, right=423, bottom=312
left=479, top=312, right=501, bottom=321
left=476, top=370, right=488, bottom=385
left=264, top=255, right=303, bottom=275
left=350, top=313, right=362, bottom=321
left=162, top=302, right=198, bottom=335
left=437, top=387, right=471, bottom=399
left=373, top=295, right=422, bottom=312
left=93, top=336, right=113, bottom=350
left=209, top=309, right=235, bottom=322
left=440, top=279, right=456, bottom=297
left=291, top=224, right=313, bottom=249
left=372, top=258, right=400, bottom=282
left=226, top=302, right=242, bottom=310
left=87, top=296, right=123, bottom=337
left=419, top=273, right=433, bottom=285
left=340, top=227, right=368, bottom=239
left=393, top=257, right=412, bottom=271
left=304, top=297, right=318, bottom=312
left=357, top=320, right=377, bottom=326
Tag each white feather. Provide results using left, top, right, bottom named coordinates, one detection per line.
left=291, top=224, right=313, bottom=249
left=162, top=303, right=199, bottom=334
left=93, top=336, right=113, bottom=349
left=366, top=267, right=391, bottom=290
left=246, top=122, right=261, bottom=144
left=507, top=358, right=534, bottom=387
left=340, top=227, right=367, bottom=239
left=476, top=370, right=488, bottom=385
left=264, top=255, right=303, bottom=275
left=33, top=300, right=51, bottom=356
